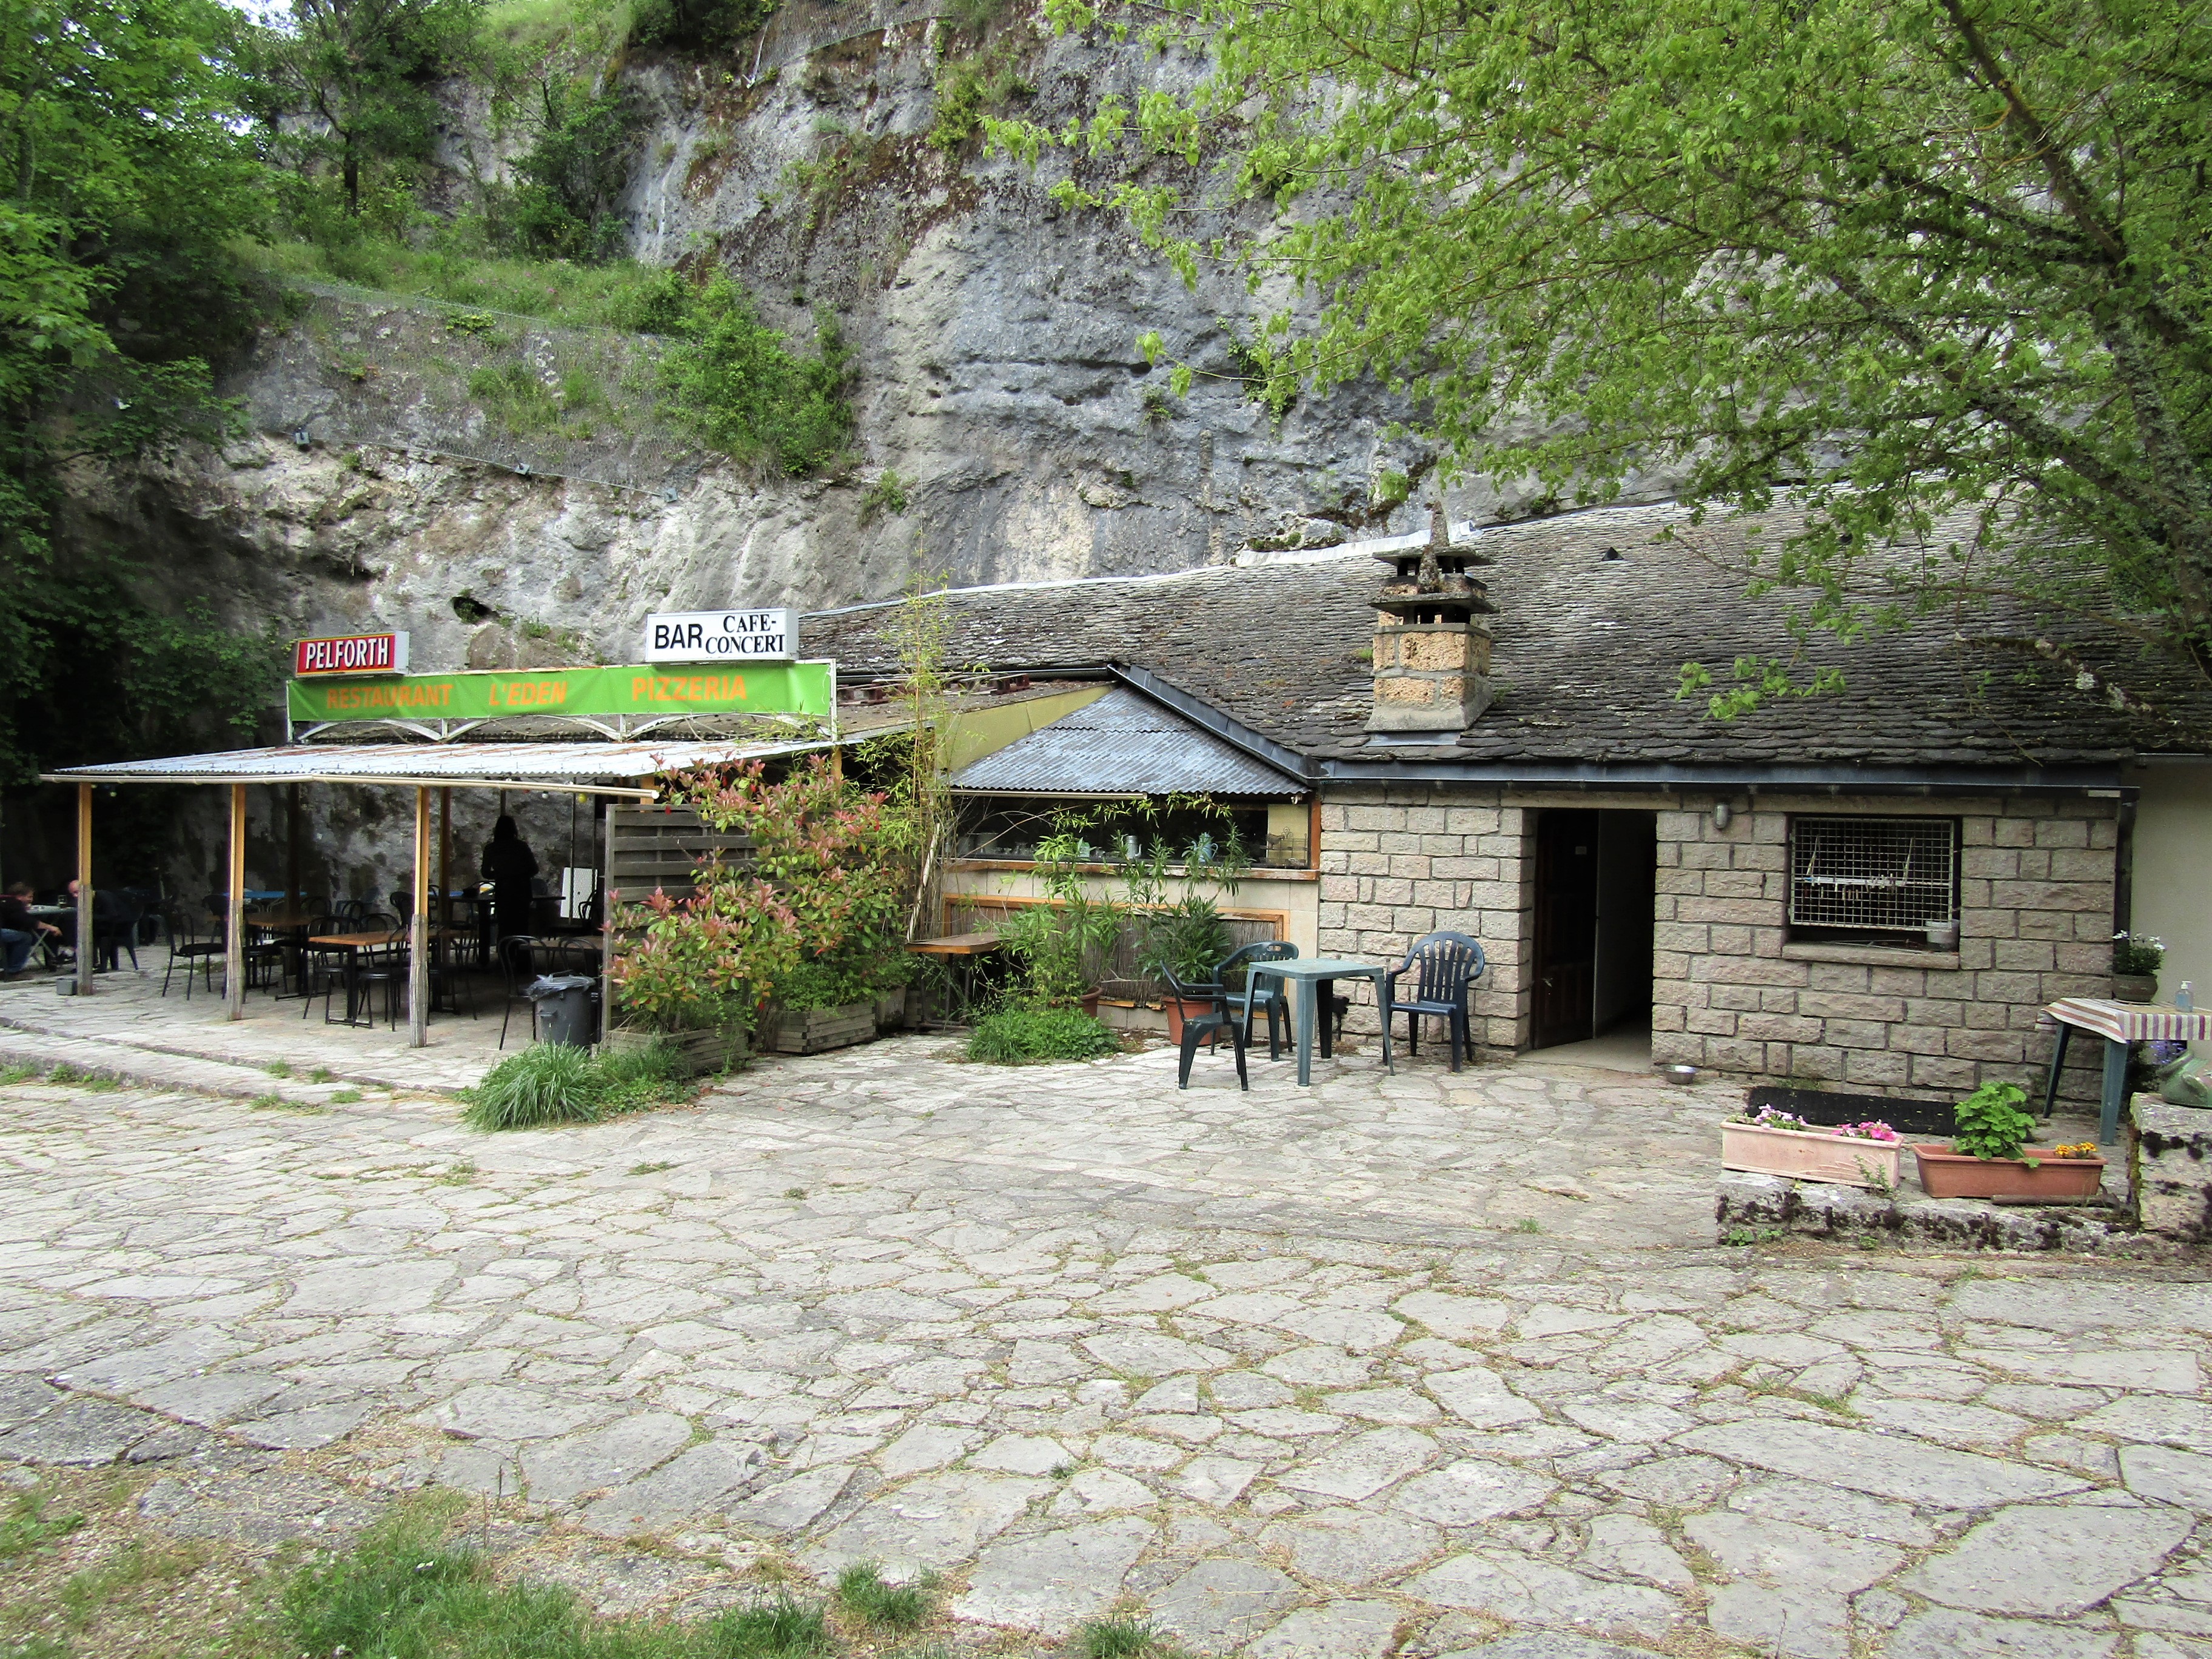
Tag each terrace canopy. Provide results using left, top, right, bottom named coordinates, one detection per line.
left=41, top=735, right=834, bottom=1045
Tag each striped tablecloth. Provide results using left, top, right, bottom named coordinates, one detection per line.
left=2038, top=997, right=2212, bottom=1042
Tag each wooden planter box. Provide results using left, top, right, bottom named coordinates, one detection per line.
left=1912, top=1144, right=2106, bottom=1200
left=604, top=1024, right=747, bottom=1078
left=1721, top=1121, right=1904, bottom=1190
left=760, top=1000, right=878, bottom=1055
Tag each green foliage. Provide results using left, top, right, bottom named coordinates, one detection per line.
left=626, top=0, right=774, bottom=52
left=1140, top=894, right=1232, bottom=987
left=833, top=1562, right=937, bottom=1630
left=504, top=79, right=640, bottom=261
left=861, top=469, right=911, bottom=521
left=1952, top=1081, right=2037, bottom=1163
left=461, top=1041, right=695, bottom=1130
left=612, top=756, right=912, bottom=1032
left=1075, top=1615, right=1165, bottom=1658
left=464, top=1044, right=603, bottom=1128
left=967, top=1008, right=1122, bottom=1065
left=2115, top=931, right=2166, bottom=976
left=0, top=1493, right=84, bottom=1562
left=241, top=0, right=486, bottom=220
left=661, top=277, right=852, bottom=474
left=1000, top=0, right=2212, bottom=716
left=929, top=44, right=1034, bottom=152
left=283, top=1504, right=833, bottom=1657
left=0, top=0, right=279, bottom=786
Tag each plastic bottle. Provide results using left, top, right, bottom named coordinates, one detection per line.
left=2179, top=980, right=2195, bottom=1013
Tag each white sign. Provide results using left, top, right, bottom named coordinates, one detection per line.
left=642, top=609, right=798, bottom=663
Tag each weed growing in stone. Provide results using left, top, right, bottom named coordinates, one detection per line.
left=1720, top=1225, right=1785, bottom=1246
left=630, top=1160, right=677, bottom=1175
left=0, top=1065, right=35, bottom=1087
left=0, top=1493, right=82, bottom=1562
left=1075, top=1614, right=1165, bottom=1658
left=329, top=1087, right=364, bottom=1104
left=833, top=1561, right=936, bottom=1629
left=264, top=1061, right=292, bottom=1078
left=249, top=1094, right=326, bottom=1114
left=309, top=1067, right=334, bottom=1083
left=284, top=1507, right=834, bottom=1657
left=783, top=1188, right=808, bottom=1199
left=45, top=1066, right=117, bottom=1092
left=59, top=1539, right=204, bottom=1629
left=1512, top=1218, right=1544, bottom=1235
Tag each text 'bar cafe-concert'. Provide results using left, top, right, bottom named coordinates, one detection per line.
left=44, top=608, right=835, bottom=1047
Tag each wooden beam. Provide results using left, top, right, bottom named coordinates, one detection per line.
left=75, top=785, right=93, bottom=996
left=287, top=781, right=303, bottom=905
left=409, top=786, right=429, bottom=1048
left=226, top=784, right=246, bottom=1020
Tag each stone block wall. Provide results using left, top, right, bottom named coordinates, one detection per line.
left=1653, top=793, right=2116, bottom=1104
left=1315, top=785, right=1528, bottom=1047
left=1318, top=783, right=2116, bottom=1105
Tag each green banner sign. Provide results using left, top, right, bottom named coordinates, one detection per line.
left=288, top=661, right=836, bottom=724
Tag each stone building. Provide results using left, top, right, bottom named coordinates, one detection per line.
left=805, top=501, right=2212, bottom=1105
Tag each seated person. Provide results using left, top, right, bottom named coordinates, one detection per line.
left=0, top=883, right=62, bottom=977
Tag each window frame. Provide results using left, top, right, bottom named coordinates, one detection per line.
left=1785, top=813, right=1962, bottom=948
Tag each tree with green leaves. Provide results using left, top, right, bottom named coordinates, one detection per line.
left=0, top=0, right=281, bottom=788
left=240, top=0, right=484, bottom=220
left=991, top=0, right=2212, bottom=717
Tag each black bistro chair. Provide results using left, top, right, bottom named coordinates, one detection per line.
left=1381, top=930, right=1488, bottom=1072
left=1218, top=940, right=1298, bottom=1059
left=1161, top=966, right=1248, bottom=1091
left=496, top=934, right=542, bottom=1048
left=162, top=899, right=224, bottom=998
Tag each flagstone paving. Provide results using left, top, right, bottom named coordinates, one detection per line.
left=0, top=1036, right=2202, bottom=1658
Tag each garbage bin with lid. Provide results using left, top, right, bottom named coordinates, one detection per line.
left=528, top=974, right=597, bottom=1047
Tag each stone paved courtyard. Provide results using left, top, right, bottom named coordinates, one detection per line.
left=0, top=1032, right=2206, bottom=1658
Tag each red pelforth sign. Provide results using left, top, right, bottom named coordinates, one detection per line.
left=293, top=632, right=410, bottom=677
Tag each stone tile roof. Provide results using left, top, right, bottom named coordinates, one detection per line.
left=804, top=503, right=2211, bottom=771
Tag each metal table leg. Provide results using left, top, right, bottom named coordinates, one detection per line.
left=1295, top=977, right=1317, bottom=1087
left=2040, top=1021, right=2073, bottom=1119
left=2100, top=1036, right=2128, bottom=1145
left=1369, top=968, right=1394, bottom=1075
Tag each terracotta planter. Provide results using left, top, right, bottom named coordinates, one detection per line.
left=2114, top=973, right=2159, bottom=1004
left=1164, top=996, right=1215, bottom=1044
left=1721, top=1122, right=1904, bottom=1190
left=1912, top=1143, right=2106, bottom=1200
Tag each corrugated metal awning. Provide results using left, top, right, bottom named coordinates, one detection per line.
left=42, top=736, right=833, bottom=797
left=949, top=686, right=1303, bottom=799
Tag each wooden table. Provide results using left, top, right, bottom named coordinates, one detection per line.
left=2039, top=997, right=2212, bottom=1144
left=907, top=933, right=1004, bottom=1027
left=1247, top=958, right=1397, bottom=1087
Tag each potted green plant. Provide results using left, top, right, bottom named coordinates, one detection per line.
left=2114, top=931, right=2163, bottom=1004
left=1912, top=1080, right=2107, bottom=1199
left=1141, top=894, right=1234, bottom=1042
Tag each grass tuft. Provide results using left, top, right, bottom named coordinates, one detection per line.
left=965, top=1008, right=1121, bottom=1065
left=309, top=1065, right=334, bottom=1083
left=834, top=1561, right=936, bottom=1629
left=329, top=1087, right=364, bottom=1104
left=711, top=1594, right=834, bottom=1654
left=462, top=1041, right=695, bottom=1131
left=1076, top=1614, right=1164, bottom=1658
left=629, top=1159, right=677, bottom=1175
left=0, top=1492, right=82, bottom=1561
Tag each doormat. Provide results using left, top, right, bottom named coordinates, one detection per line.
left=1746, top=1085, right=1954, bottom=1139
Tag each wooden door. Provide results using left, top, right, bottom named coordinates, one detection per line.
left=1533, top=809, right=1599, bottom=1047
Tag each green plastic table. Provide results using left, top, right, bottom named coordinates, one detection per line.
left=1246, top=957, right=1396, bottom=1086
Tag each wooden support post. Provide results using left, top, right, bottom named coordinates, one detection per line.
left=409, top=786, right=430, bottom=1048
left=75, top=785, right=93, bottom=996
left=226, top=785, right=246, bottom=1020
left=438, top=788, right=452, bottom=934
left=287, top=782, right=303, bottom=905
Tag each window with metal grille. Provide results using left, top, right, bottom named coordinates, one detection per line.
left=1789, top=816, right=1958, bottom=937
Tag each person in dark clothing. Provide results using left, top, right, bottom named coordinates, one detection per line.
left=0, top=883, right=60, bottom=977
left=481, top=815, right=540, bottom=946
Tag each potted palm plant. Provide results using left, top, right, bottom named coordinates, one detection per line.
left=1141, top=895, right=1235, bottom=1042
left=1911, top=1081, right=2107, bottom=1199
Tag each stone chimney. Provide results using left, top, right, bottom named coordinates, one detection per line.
left=1366, top=501, right=1496, bottom=732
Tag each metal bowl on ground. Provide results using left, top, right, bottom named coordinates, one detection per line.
left=1662, top=1063, right=1700, bottom=1086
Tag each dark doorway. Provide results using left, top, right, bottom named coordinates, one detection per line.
left=1532, top=809, right=1656, bottom=1050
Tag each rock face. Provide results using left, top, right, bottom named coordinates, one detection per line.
left=72, top=10, right=1686, bottom=674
